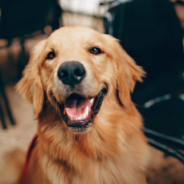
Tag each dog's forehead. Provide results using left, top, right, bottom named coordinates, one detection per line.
left=47, top=26, right=106, bottom=48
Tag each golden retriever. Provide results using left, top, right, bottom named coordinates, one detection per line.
left=15, top=26, right=149, bottom=184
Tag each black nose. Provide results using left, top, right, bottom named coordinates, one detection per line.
left=57, top=61, right=86, bottom=87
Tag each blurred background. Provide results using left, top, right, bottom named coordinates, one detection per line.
left=0, top=0, right=184, bottom=183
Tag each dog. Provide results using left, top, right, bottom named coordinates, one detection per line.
left=15, top=26, right=149, bottom=184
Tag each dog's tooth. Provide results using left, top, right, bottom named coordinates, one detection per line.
left=90, top=98, right=94, bottom=104
left=85, top=106, right=89, bottom=116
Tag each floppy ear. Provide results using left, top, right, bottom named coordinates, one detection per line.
left=116, top=43, right=145, bottom=107
left=16, top=40, right=46, bottom=115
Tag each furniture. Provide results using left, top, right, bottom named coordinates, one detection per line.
left=103, top=0, right=184, bottom=162
left=0, top=0, right=62, bottom=129
left=0, top=71, right=15, bottom=129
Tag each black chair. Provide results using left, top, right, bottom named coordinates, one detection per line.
left=0, top=0, right=62, bottom=129
left=0, top=71, right=15, bottom=129
left=103, top=0, right=184, bottom=162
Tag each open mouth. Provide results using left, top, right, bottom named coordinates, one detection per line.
left=57, top=89, right=107, bottom=132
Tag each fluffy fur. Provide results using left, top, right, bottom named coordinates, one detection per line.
left=15, top=26, right=149, bottom=184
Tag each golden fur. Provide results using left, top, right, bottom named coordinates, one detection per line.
left=15, top=26, right=149, bottom=184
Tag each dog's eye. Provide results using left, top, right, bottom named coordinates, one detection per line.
left=89, top=47, right=102, bottom=55
left=46, top=51, right=55, bottom=60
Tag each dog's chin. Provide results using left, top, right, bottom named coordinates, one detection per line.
left=56, top=88, right=107, bottom=133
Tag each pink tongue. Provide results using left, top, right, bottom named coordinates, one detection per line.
left=65, top=99, right=93, bottom=118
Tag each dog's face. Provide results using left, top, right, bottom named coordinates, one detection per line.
left=17, top=26, right=144, bottom=134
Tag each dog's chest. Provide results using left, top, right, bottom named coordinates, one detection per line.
left=42, top=154, right=136, bottom=184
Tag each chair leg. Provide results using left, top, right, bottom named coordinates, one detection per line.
left=1, top=87, right=15, bottom=126
left=0, top=71, right=15, bottom=126
left=0, top=104, right=7, bottom=129
left=17, top=38, right=26, bottom=79
left=7, top=39, right=14, bottom=64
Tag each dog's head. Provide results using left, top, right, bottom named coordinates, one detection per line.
left=16, top=26, right=145, bottom=134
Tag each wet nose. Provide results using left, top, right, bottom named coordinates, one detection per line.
left=57, top=61, right=86, bottom=87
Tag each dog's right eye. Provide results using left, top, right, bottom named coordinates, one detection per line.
left=89, top=47, right=103, bottom=55
left=46, top=51, right=55, bottom=60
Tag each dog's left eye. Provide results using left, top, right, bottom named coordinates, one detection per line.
left=89, top=47, right=103, bottom=55
left=46, top=51, right=55, bottom=60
